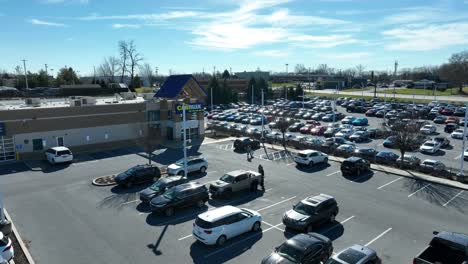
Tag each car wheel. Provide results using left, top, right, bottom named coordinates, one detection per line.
left=322, top=253, right=330, bottom=261
left=329, top=213, right=336, bottom=223
left=164, top=207, right=174, bottom=217
left=308, top=161, right=314, bottom=167
left=216, top=235, right=227, bottom=246
left=199, top=166, right=207, bottom=174
left=323, top=157, right=328, bottom=163
left=178, top=171, right=185, bottom=176
left=250, top=182, right=258, bottom=191
left=196, top=199, right=205, bottom=208
left=306, top=225, right=313, bottom=233
left=223, top=189, right=232, bottom=199
left=251, top=221, right=261, bottom=232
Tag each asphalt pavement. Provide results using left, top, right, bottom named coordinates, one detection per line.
left=1, top=140, right=467, bottom=264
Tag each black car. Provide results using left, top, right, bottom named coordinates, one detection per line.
left=262, top=233, right=333, bottom=264
left=114, top=164, right=161, bottom=187
left=433, top=137, right=450, bottom=148
left=375, top=151, right=399, bottom=165
left=139, top=176, right=187, bottom=203
left=368, top=128, right=386, bottom=139
left=289, top=122, right=305, bottom=132
left=233, top=137, right=260, bottom=151
left=354, top=148, right=378, bottom=160
left=323, top=128, right=339, bottom=138
left=375, top=110, right=386, bottom=118
left=283, top=194, right=339, bottom=233
left=340, top=157, right=370, bottom=176
left=349, top=131, right=370, bottom=143
left=149, top=182, right=209, bottom=216
left=444, top=123, right=459, bottom=133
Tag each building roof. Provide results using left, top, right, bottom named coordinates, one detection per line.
left=155, top=74, right=196, bottom=98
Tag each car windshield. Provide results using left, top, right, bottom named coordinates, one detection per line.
left=125, top=167, right=139, bottom=175
left=293, top=202, right=316, bottom=215
left=276, top=243, right=303, bottom=263
left=220, top=174, right=235, bottom=183
left=162, top=188, right=177, bottom=200
left=150, top=180, right=166, bottom=191
left=174, top=159, right=184, bottom=166
left=424, top=143, right=436, bottom=147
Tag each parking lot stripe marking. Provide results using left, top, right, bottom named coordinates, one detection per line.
left=257, top=196, right=296, bottom=212
left=443, top=190, right=464, bottom=207
left=286, top=162, right=296, bottom=166
left=326, top=171, right=340, bottom=177
left=204, top=223, right=283, bottom=258
left=265, top=188, right=273, bottom=192
left=408, top=184, right=430, bottom=197
left=377, top=177, right=403, bottom=190
left=365, top=228, right=393, bottom=247
left=262, top=220, right=285, bottom=232
left=178, top=234, right=193, bottom=241
left=120, top=199, right=139, bottom=206
left=454, top=154, right=462, bottom=160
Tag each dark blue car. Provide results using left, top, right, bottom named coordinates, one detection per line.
left=383, top=136, right=397, bottom=148
left=352, top=117, right=368, bottom=126
left=375, top=151, right=399, bottom=164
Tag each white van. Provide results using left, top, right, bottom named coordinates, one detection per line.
left=45, top=146, right=73, bottom=164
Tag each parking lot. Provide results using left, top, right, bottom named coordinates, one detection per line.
left=1, top=139, right=467, bottom=264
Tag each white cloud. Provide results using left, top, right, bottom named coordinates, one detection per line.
left=290, top=34, right=359, bottom=48
left=319, top=52, right=371, bottom=59
left=112, top=23, right=141, bottom=29
left=253, top=49, right=289, bottom=57
left=382, top=23, right=468, bottom=51
left=77, top=11, right=203, bottom=21
left=41, top=0, right=89, bottom=4
left=29, top=19, right=68, bottom=27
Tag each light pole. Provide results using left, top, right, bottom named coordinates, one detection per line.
left=210, top=85, right=213, bottom=113
left=251, top=84, right=254, bottom=105
left=182, top=102, right=188, bottom=177
left=302, top=83, right=305, bottom=109
left=285, top=63, right=288, bottom=102
left=261, top=88, right=265, bottom=140
left=21, top=59, right=29, bottom=89
left=459, top=102, right=468, bottom=178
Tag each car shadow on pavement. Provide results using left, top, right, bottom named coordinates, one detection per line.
left=0, top=162, right=30, bottom=176
left=402, top=178, right=467, bottom=212
left=189, top=230, right=263, bottom=264
left=284, top=222, right=344, bottom=241
left=342, top=170, right=374, bottom=183
left=208, top=190, right=266, bottom=208
left=111, top=184, right=149, bottom=195
left=139, top=147, right=203, bottom=165
left=96, top=184, right=151, bottom=211
left=145, top=205, right=209, bottom=226
left=294, top=163, right=331, bottom=173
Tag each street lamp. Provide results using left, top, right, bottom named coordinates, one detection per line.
left=182, top=102, right=188, bottom=177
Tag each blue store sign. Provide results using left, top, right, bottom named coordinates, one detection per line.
left=175, top=103, right=204, bottom=114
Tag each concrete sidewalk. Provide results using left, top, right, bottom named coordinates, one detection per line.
left=261, top=142, right=468, bottom=191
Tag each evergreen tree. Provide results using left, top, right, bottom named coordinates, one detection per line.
left=208, top=76, right=220, bottom=105
left=295, top=83, right=304, bottom=100
left=132, top=75, right=142, bottom=88
left=287, top=86, right=295, bottom=100
left=221, top=69, right=230, bottom=79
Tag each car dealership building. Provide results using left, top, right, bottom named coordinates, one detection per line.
left=0, top=74, right=207, bottom=161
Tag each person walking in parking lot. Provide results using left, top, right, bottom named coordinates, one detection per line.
left=246, top=145, right=253, bottom=161
left=258, top=164, right=265, bottom=191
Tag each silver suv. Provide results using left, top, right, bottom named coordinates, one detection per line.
left=167, top=157, right=208, bottom=176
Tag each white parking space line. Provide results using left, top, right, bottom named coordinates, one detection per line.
left=408, top=184, right=430, bottom=197
left=326, top=171, right=340, bottom=177
left=120, top=199, right=139, bottom=206
left=364, top=228, right=393, bottom=247
left=443, top=190, right=464, bottom=207
left=262, top=220, right=285, bottom=232
left=322, top=215, right=355, bottom=234
left=377, top=177, right=403, bottom=190
left=454, top=154, right=462, bottom=160
left=256, top=196, right=296, bottom=212
left=204, top=223, right=283, bottom=258
left=178, top=234, right=193, bottom=241
left=286, top=162, right=296, bottom=166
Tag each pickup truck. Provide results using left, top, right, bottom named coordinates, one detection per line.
left=209, top=170, right=262, bottom=198
left=414, top=231, right=468, bottom=264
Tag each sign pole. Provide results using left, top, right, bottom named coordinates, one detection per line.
left=182, top=102, right=187, bottom=177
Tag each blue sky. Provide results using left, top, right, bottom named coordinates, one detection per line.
left=2, top=0, right=468, bottom=76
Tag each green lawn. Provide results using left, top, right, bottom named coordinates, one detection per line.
left=271, top=82, right=297, bottom=88
left=135, top=87, right=155, bottom=93
left=341, top=87, right=373, bottom=92
left=377, top=87, right=468, bottom=96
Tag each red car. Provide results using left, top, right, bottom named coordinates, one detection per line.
left=445, top=116, right=460, bottom=124
left=306, top=120, right=321, bottom=127
left=365, top=109, right=377, bottom=116
left=300, top=125, right=313, bottom=134
left=310, top=126, right=327, bottom=136
left=441, top=108, right=454, bottom=115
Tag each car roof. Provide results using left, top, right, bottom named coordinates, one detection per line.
left=300, top=150, right=318, bottom=155
left=173, top=182, right=204, bottom=191
left=345, top=156, right=363, bottom=162
left=197, top=205, right=242, bottom=222
left=227, top=169, right=257, bottom=176
left=286, top=233, right=329, bottom=250
left=50, top=146, right=70, bottom=151
left=303, top=193, right=335, bottom=206
left=334, top=244, right=376, bottom=264
left=160, top=175, right=184, bottom=183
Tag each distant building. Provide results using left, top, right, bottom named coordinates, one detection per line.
left=196, top=78, right=249, bottom=93
left=413, top=79, right=449, bottom=90
left=235, top=71, right=270, bottom=81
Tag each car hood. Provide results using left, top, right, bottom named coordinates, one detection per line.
left=420, top=146, right=434, bottom=150
left=262, top=253, right=296, bottom=264
left=140, top=187, right=160, bottom=198
left=150, top=195, right=171, bottom=206
left=168, top=164, right=182, bottom=170
left=211, top=180, right=229, bottom=188
left=285, top=209, right=310, bottom=221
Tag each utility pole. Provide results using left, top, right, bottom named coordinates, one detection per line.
left=393, top=60, right=398, bottom=100
left=44, top=64, right=48, bottom=76
left=21, top=59, right=29, bottom=89
left=182, top=102, right=188, bottom=178
left=155, top=67, right=159, bottom=77
left=459, top=101, right=468, bottom=178
left=261, top=88, right=265, bottom=139
left=229, top=67, right=232, bottom=78
left=93, top=66, right=96, bottom=84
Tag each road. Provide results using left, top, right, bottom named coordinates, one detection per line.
left=1, top=141, right=467, bottom=264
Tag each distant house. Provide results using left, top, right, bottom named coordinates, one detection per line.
left=413, top=79, right=448, bottom=90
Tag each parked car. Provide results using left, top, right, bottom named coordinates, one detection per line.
left=335, top=129, right=353, bottom=139
left=262, top=233, right=333, bottom=264
left=268, top=122, right=277, bottom=129
left=325, top=244, right=381, bottom=264
left=352, top=117, right=368, bottom=126
left=420, top=125, right=437, bottom=135
left=303, top=137, right=325, bottom=149
left=335, top=144, right=356, bottom=155
left=433, top=137, right=450, bottom=148
left=451, top=129, right=468, bottom=139
left=433, top=116, right=447, bottom=124
left=354, top=148, right=378, bottom=160
left=396, top=154, right=421, bottom=168
left=413, top=231, right=468, bottom=264
left=282, top=194, right=339, bottom=232
left=341, top=116, right=356, bottom=124
left=445, top=123, right=459, bottom=133
left=149, top=182, right=209, bottom=216
left=419, top=141, right=440, bottom=154
left=419, top=160, right=446, bottom=173
left=349, top=131, right=370, bottom=142
left=0, top=232, right=13, bottom=263
left=139, top=176, right=187, bottom=204
left=233, top=137, right=260, bottom=151
left=310, top=126, right=327, bottom=136
left=193, top=205, right=262, bottom=246
left=323, top=127, right=340, bottom=138
left=209, top=170, right=262, bottom=198
left=167, top=157, right=208, bottom=176
left=383, top=136, right=397, bottom=148
left=288, top=122, right=304, bottom=132
left=300, top=124, right=313, bottom=134
left=375, top=151, right=399, bottom=165
left=368, top=128, right=386, bottom=139
left=464, top=148, right=468, bottom=160
left=445, top=116, right=460, bottom=124
left=293, top=150, right=328, bottom=166
left=115, top=164, right=161, bottom=187
left=45, top=146, right=73, bottom=165
left=341, top=156, right=370, bottom=176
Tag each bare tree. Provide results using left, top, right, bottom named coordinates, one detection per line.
left=139, top=63, right=154, bottom=87
left=98, top=56, right=120, bottom=83
left=382, top=119, right=425, bottom=168
left=124, top=40, right=144, bottom=91
left=118, top=41, right=128, bottom=83
left=356, top=64, right=366, bottom=77
left=276, top=118, right=290, bottom=151
left=294, top=64, right=307, bottom=74
left=135, top=123, right=161, bottom=165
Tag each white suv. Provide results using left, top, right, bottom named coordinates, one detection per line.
left=294, top=150, right=328, bottom=166
left=167, top=157, right=208, bottom=176
left=45, top=146, right=73, bottom=165
left=192, top=205, right=262, bottom=246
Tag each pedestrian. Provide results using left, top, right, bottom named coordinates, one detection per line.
left=246, top=145, right=252, bottom=161
left=258, top=164, right=265, bottom=191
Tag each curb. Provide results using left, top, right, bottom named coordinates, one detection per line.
left=4, top=209, right=35, bottom=264
left=92, top=175, right=117, bottom=186
left=22, top=161, right=42, bottom=172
